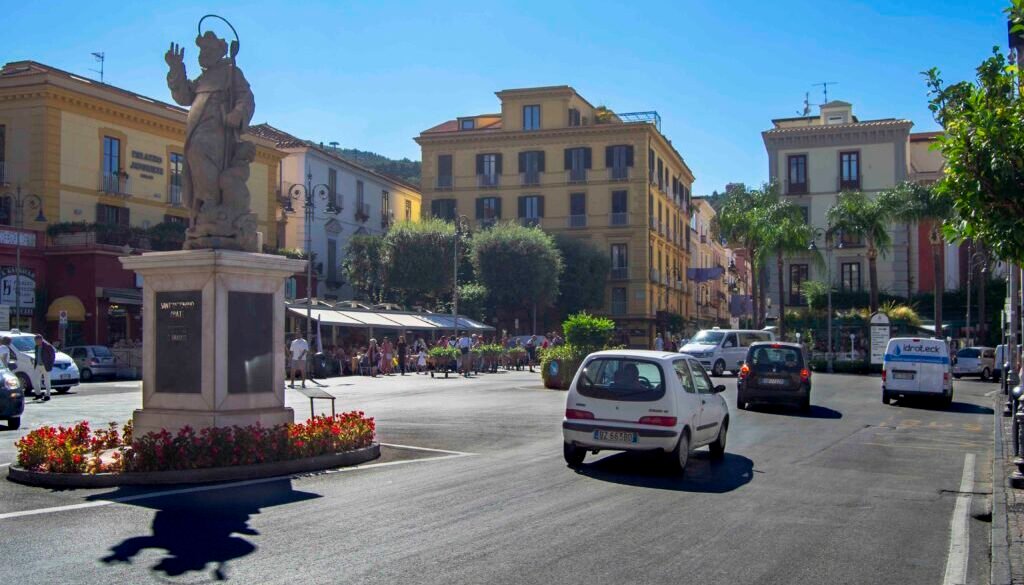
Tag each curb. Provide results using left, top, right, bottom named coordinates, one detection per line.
left=7, top=443, right=380, bottom=488
left=992, top=397, right=1012, bottom=585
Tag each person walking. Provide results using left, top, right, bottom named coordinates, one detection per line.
left=33, top=334, right=56, bottom=401
left=526, top=335, right=537, bottom=373
left=457, top=332, right=472, bottom=377
left=416, top=346, right=427, bottom=374
left=654, top=333, right=665, bottom=352
left=0, top=336, right=13, bottom=368
left=397, top=335, right=408, bottom=376
left=289, top=333, right=309, bottom=388
left=367, top=339, right=381, bottom=377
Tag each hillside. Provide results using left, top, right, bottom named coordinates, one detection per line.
left=332, top=147, right=421, bottom=186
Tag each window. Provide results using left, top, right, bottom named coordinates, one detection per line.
left=169, top=152, right=184, bottom=205
left=0, top=197, right=10, bottom=226
left=381, top=190, right=391, bottom=225
left=102, top=136, right=121, bottom=176
left=789, top=263, right=809, bottom=306
left=799, top=206, right=809, bottom=224
left=518, top=195, right=543, bottom=226
left=840, top=151, right=860, bottom=189
left=476, top=153, right=501, bottom=187
left=523, top=105, right=540, bottom=130
left=787, top=154, right=807, bottom=194
left=673, top=360, right=696, bottom=393
left=284, top=277, right=297, bottom=300
left=611, top=190, right=628, bottom=226
left=476, top=196, right=501, bottom=226
left=405, top=200, right=412, bottom=221
left=841, top=262, right=861, bottom=291
left=577, top=357, right=665, bottom=401
left=657, top=158, right=664, bottom=191
left=328, top=169, right=338, bottom=209
left=568, top=108, right=582, bottom=127
left=749, top=346, right=804, bottom=372
left=569, top=193, right=586, bottom=227
left=610, top=244, right=628, bottom=280
left=648, top=148, right=655, bottom=181
left=460, top=119, right=475, bottom=130
left=611, top=287, right=627, bottom=315
left=96, top=203, right=128, bottom=226
left=689, top=362, right=714, bottom=394
left=519, top=150, right=544, bottom=185
left=838, top=230, right=864, bottom=247
left=606, top=145, right=633, bottom=180
left=564, top=147, right=591, bottom=182
left=163, top=214, right=187, bottom=225
left=431, top=198, right=457, bottom=220
left=327, top=238, right=338, bottom=283
left=437, top=155, right=453, bottom=189
left=356, top=180, right=364, bottom=207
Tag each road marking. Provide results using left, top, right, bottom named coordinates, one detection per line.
left=0, top=463, right=9, bottom=469
left=942, top=453, right=975, bottom=585
left=379, top=442, right=475, bottom=456
left=0, top=448, right=474, bottom=522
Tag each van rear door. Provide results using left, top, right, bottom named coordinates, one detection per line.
left=886, top=339, right=948, bottom=394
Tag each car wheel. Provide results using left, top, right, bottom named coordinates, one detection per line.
left=80, top=368, right=93, bottom=382
left=942, top=393, right=953, bottom=408
left=670, top=429, right=691, bottom=473
left=736, top=392, right=747, bottom=410
left=882, top=391, right=891, bottom=405
left=563, top=442, right=585, bottom=468
left=712, top=360, right=726, bottom=377
left=7, top=417, right=19, bottom=430
left=981, top=368, right=991, bottom=382
left=16, top=373, right=32, bottom=396
left=800, top=395, right=811, bottom=413
left=709, top=420, right=727, bottom=459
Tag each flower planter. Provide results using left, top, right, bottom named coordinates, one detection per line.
left=8, top=443, right=380, bottom=488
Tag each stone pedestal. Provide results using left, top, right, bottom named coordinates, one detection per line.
left=120, top=250, right=307, bottom=438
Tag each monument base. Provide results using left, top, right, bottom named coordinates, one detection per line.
left=120, top=249, right=308, bottom=439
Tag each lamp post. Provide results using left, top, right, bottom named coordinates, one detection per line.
left=0, top=185, right=46, bottom=331
left=809, top=227, right=842, bottom=373
left=964, top=248, right=988, bottom=347
left=451, top=215, right=469, bottom=339
left=284, top=172, right=340, bottom=359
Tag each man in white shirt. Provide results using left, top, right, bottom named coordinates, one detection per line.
left=289, top=334, right=309, bottom=388
left=654, top=333, right=665, bottom=352
left=457, top=334, right=472, bottom=377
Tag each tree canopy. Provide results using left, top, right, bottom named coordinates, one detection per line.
left=471, top=222, right=563, bottom=312
left=553, top=234, right=610, bottom=317
left=382, top=219, right=456, bottom=305
left=342, top=234, right=387, bottom=302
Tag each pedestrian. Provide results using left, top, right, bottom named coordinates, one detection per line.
left=380, top=337, right=393, bottom=375
left=289, top=333, right=309, bottom=388
left=367, top=338, right=381, bottom=377
left=526, top=335, right=537, bottom=373
left=0, top=336, right=12, bottom=369
left=654, top=333, right=665, bottom=352
left=457, top=332, right=472, bottom=376
left=33, top=334, right=56, bottom=401
left=416, top=346, right=427, bottom=374
left=397, top=335, right=408, bottom=376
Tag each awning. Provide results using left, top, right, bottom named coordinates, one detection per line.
left=102, top=287, right=143, bottom=305
left=285, top=305, right=494, bottom=332
left=288, top=308, right=365, bottom=326
left=46, top=295, right=86, bottom=321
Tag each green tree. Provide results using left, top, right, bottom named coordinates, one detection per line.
left=382, top=219, right=456, bottom=306
left=826, top=191, right=892, bottom=313
left=757, top=201, right=817, bottom=339
left=470, top=222, right=563, bottom=325
left=712, top=183, right=776, bottom=327
left=342, top=234, right=386, bottom=302
left=455, top=282, right=490, bottom=322
left=553, top=234, right=610, bottom=318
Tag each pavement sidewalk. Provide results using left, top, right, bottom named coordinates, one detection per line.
left=994, top=398, right=1024, bottom=584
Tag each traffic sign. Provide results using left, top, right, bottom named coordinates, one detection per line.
left=59, top=309, right=68, bottom=326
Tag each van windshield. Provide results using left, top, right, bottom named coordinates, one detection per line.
left=957, top=348, right=980, bottom=359
left=577, top=358, right=666, bottom=402
left=691, top=331, right=724, bottom=345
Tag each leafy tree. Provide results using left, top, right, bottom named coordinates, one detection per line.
left=455, top=282, right=490, bottom=323
left=470, top=221, right=563, bottom=321
left=712, top=183, right=776, bottom=327
left=562, top=312, right=616, bottom=350
left=382, top=219, right=456, bottom=305
left=553, top=234, right=610, bottom=318
left=342, top=235, right=386, bottom=302
left=826, top=191, right=892, bottom=313
left=756, top=201, right=818, bottom=339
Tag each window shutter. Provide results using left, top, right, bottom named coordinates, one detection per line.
left=476, top=198, right=485, bottom=220
left=475, top=154, right=484, bottom=175
left=518, top=152, right=526, bottom=173
left=495, top=154, right=503, bottom=175
left=583, top=148, right=592, bottom=169
left=119, top=206, right=130, bottom=227
left=649, top=149, right=654, bottom=172
left=439, top=155, right=452, bottom=176
left=626, top=146, right=634, bottom=167
left=538, top=196, right=545, bottom=217
left=431, top=200, right=441, bottom=217
left=537, top=151, right=545, bottom=172
left=605, top=146, right=613, bottom=167
left=518, top=196, right=526, bottom=218
left=564, top=149, right=572, bottom=170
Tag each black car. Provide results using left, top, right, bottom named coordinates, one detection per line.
left=0, top=366, right=25, bottom=429
left=736, top=342, right=811, bottom=412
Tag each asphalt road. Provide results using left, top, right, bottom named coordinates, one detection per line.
left=0, top=369, right=998, bottom=584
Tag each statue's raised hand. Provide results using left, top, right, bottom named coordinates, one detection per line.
left=164, top=42, right=185, bottom=68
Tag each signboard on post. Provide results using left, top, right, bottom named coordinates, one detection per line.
left=0, top=267, right=35, bottom=312
left=0, top=305, right=10, bottom=331
left=870, top=312, right=891, bottom=365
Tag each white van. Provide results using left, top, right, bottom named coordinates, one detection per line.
left=679, top=328, right=775, bottom=376
left=882, top=337, right=953, bottom=407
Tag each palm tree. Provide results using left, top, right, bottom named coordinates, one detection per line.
left=879, top=182, right=953, bottom=337
left=827, top=191, right=892, bottom=313
left=756, top=200, right=818, bottom=339
left=711, top=183, right=776, bottom=328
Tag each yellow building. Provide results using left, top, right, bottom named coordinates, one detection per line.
left=416, top=86, right=694, bottom=346
left=689, top=198, right=732, bottom=328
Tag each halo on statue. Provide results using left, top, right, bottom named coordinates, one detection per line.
left=198, top=14, right=240, bottom=59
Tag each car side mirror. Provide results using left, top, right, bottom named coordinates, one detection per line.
left=714, top=384, right=726, bottom=393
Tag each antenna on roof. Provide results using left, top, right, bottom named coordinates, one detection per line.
left=328, top=141, right=339, bottom=150
left=812, top=81, right=838, bottom=104
left=797, top=92, right=811, bottom=116
left=90, top=52, right=105, bottom=83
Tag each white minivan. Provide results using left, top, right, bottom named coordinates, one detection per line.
left=882, top=337, right=953, bottom=407
left=562, top=350, right=730, bottom=472
left=679, top=328, right=775, bottom=376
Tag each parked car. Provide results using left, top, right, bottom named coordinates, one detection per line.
left=0, top=330, right=80, bottom=395
left=0, top=365, right=24, bottom=429
left=679, top=328, right=775, bottom=376
left=736, top=342, right=811, bottom=412
left=952, top=346, right=996, bottom=381
left=562, top=350, right=729, bottom=472
left=64, top=345, right=117, bottom=381
left=882, top=337, right=953, bottom=407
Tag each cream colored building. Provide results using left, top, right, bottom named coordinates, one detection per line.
left=688, top=198, right=732, bottom=328
left=415, top=86, right=694, bottom=345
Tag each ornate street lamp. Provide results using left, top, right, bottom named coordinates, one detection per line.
left=0, top=185, right=46, bottom=330
left=809, top=227, right=842, bottom=373
left=451, top=215, right=470, bottom=339
left=964, top=247, right=988, bottom=346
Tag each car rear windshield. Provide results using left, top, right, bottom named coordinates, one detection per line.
left=92, top=346, right=113, bottom=357
left=691, top=330, right=724, bottom=345
left=577, top=358, right=666, bottom=402
left=957, top=348, right=980, bottom=358
left=747, top=346, right=803, bottom=371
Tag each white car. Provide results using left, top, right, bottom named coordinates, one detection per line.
left=679, top=328, right=774, bottom=376
left=882, top=337, right=953, bottom=407
left=0, top=331, right=80, bottom=395
left=562, top=350, right=730, bottom=472
left=952, top=346, right=996, bottom=381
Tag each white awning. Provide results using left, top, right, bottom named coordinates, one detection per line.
left=286, top=305, right=494, bottom=331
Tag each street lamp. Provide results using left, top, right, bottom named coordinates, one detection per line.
left=809, top=227, right=843, bottom=373
left=0, top=185, right=46, bottom=331
left=284, top=173, right=340, bottom=358
left=451, top=215, right=470, bottom=339
left=964, top=247, right=988, bottom=346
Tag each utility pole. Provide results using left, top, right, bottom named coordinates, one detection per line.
left=90, top=52, right=105, bottom=83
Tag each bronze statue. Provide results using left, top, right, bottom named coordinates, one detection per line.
left=165, top=20, right=258, bottom=252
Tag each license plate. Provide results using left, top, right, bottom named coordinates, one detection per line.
left=593, top=430, right=638, bottom=443
left=760, top=378, right=788, bottom=385
left=60, top=374, right=71, bottom=380
left=893, top=372, right=914, bottom=380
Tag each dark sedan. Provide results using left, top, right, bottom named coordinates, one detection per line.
left=736, top=342, right=811, bottom=412
left=0, top=365, right=24, bottom=429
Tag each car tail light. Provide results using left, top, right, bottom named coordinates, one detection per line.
left=943, top=372, right=950, bottom=383
left=638, top=416, right=677, bottom=426
left=800, top=368, right=810, bottom=381
left=565, top=409, right=594, bottom=420
left=738, top=364, right=750, bottom=380
left=881, top=369, right=887, bottom=382
left=771, top=343, right=781, bottom=348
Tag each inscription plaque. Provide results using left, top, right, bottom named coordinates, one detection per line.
left=228, top=291, right=274, bottom=394
left=155, top=291, right=202, bottom=393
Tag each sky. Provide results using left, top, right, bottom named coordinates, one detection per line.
left=2, top=0, right=1010, bottom=194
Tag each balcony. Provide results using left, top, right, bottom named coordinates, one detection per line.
left=609, top=212, right=628, bottom=226
left=479, top=217, right=498, bottom=229
left=520, top=217, right=541, bottom=228
left=478, top=174, right=500, bottom=188
left=520, top=171, right=541, bottom=187
left=435, top=176, right=454, bottom=191
left=839, top=177, right=861, bottom=191
left=608, top=166, right=630, bottom=181
left=100, top=172, right=131, bottom=197
left=786, top=180, right=808, bottom=195
left=567, top=214, right=586, bottom=228
left=566, top=169, right=587, bottom=184
left=610, top=266, right=629, bottom=280
left=168, top=184, right=183, bottom=207
left=355, top=202, right=370, bottom=222
left=610, top=300, right=628, bottom=316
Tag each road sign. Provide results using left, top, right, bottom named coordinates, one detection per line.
left=59, top=309, right=68, bottom=326
left=870, top=312, right=891, bottom=365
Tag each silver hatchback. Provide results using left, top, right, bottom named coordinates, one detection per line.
left=953, top=346, right=996, bottom=382
left=65, top=345, right=118, bottom=382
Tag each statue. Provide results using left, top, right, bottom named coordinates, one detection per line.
left=165, top=18, right=258, bottom=252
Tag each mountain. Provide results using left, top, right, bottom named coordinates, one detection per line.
left=333, top=147, right=421, bottom=186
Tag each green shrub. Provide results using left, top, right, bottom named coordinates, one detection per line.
left=800, top=280, right=830, bottom=312
left=428, top=347, right=460, bottom=362
left=562, top=312, right=615, bottom=351
left=540, top=344, right=589, bottom=390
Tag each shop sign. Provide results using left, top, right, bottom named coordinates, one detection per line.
left=0, top=230, right=36, bottom=247
left=0, top=267, right=34, bottom=313
left=870, top=312, right=891, bottom=365
left=130, top=150, right=164, bottom=176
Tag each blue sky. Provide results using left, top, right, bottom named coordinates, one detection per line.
left=3, top=0, right=1010, bottom=193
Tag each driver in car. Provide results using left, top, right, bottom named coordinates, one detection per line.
left=612, top=363, right=642, bottom=390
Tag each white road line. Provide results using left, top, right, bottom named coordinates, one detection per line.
left=0, top=463, right=10, bottom=469
left=379, top=442, right=475, bottom=456
left=0, top=450, right=474, bottom=522
left=942, top=453, right=975, bottom=585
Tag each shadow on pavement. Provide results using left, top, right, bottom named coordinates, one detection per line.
left=95, top=479, right=319, bottom=581
left=576, top=451, right=755, bottom=493
left=894, top=399, right=994, bottom=415
left=745, top=404, right=843, bottom=419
